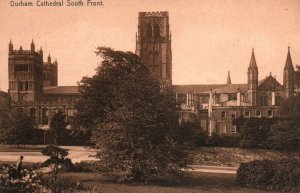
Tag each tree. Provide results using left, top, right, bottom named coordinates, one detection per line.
left=41, top=112, right=72, bottom=193
left=0, top=111, right=35, bottom=146
left=74, top=47, right=196, bottom=182
left=267, top=94, right=300, bottom=151
left=49, top=112, right=68, bottom=145
left=232, top=117, right=278, bottom=148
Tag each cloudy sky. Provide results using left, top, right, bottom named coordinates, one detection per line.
left=0, top=0, right=300, bottom=91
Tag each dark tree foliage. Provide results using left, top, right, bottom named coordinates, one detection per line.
left=237, top=159, right=300, bottom=191
left=0, top=111, right=35, bottom=145
left=74, top=47, right=196, bottom=183
left=267, top=94, right=300, bottom=151
left=42, top=112, right=72, bottom=193
left=232, top=117, right=279, bottom=148
left=41, top=145, right=72, bottom=193
left=49, top=112, right=68, bottom=145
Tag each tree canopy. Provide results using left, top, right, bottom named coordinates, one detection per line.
left=0, top=111, right=35, bottom=145
left=74, top=47, right=196, bottom=182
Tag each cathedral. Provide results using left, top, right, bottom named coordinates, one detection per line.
left=1, top=11, right=299, bottom=135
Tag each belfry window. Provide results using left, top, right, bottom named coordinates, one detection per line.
left=146, top=24, right=152, bottom=37
left=154, top=24, right=160, bottom=38
left=15, top=64, right=28, bottom=72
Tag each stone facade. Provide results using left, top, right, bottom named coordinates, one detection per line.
left=7, top=40, right=80, bottom=129
left=173, top=48, right=297, bottom=135
left=136, top=11, right=172, bottom=86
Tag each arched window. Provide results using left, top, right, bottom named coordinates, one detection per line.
left=146, top=24, right=152, bottom=37
left=154, top=24, right=160, bottom=38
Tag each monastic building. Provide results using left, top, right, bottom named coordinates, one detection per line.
left=174, top=47, right=298, bottom=135
left=7, top=40, right=80, bottom=129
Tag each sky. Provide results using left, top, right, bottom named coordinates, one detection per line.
left=0, top=0, right=300, bottom=91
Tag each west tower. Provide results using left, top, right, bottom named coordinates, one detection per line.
left=136, top=11, right=172, bottom=86
left=8, top=40, right=44, bottom=103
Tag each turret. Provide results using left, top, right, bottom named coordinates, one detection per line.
left=247, top=48, right=258, bottom=106
left=39, top=47, right=43, bottom=58
left=283, top=46, right=294, bottom=99
left=31, top=39, right=35, bottom=52
left=9, top=40, right=13, bottom=54
left=227, top=71, right=232, bottom=84
left=47, top=54, right=51, bottom=63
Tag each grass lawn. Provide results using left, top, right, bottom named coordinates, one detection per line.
left=60, top=172, right=278, bottom=193
left=193, top=147, right=300, bottom=167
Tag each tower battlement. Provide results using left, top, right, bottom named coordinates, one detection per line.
left=139, top=11, right=169, bottom=17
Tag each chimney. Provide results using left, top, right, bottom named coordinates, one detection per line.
left=186, top=92, right=189, bottom=106
left=272, top=91, right=276, bottom=106
left=237, top=90, right=241, bottom=106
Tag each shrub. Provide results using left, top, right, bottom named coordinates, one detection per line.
left=0, top=165, right=49, bottom=193
left=65, top=161, right=97, bottom=173
left=41, top=175, right=85, bottom=193
left=206, top=134, right=240, bottom=147
left=237, top=159, right=300, bottom=191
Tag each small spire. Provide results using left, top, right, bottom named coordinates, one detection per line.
left=9, top=39, right=12, bottom=44
left=227, top=71, right=232, bottom=84
left=31, top=39, right=34, bottom=44
left=284, top=46, right=293, bottom=70
left=249, top=48, right=258, bottom=69
left=48, top=54, right=51, bottom=63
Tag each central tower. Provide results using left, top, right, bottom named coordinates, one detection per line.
left=136, top=11, right=172, bottom=86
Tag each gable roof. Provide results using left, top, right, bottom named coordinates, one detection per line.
left=207, top=83, right=248, bottom=94
left=258, top=75, right=284, bottom=91
left=43, top=86, right=80, bottom=95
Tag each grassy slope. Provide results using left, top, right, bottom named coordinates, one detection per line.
left=60, top=172, right=277, bottom=193
left=193, top=147, right=300, bottom=167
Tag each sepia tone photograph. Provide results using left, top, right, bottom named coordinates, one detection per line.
left=0, top=0, right=299, bottom=192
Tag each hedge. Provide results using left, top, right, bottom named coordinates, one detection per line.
left=236, top=159, right=300, bottom=191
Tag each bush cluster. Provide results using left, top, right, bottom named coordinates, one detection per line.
left=65, top=161, right=97, bottom=173
left=41, top=175, right=85, bottom=192
left=236, top=159, right=300, bottom=191
left=0, top=165, right=48, bottom=193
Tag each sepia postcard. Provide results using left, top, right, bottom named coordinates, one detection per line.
left=0, top=0, right=299, bottom=192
